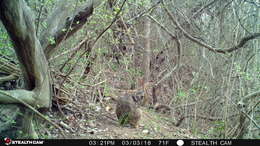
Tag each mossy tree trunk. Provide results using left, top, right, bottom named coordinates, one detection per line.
left=0, top=0, right=94, bottom=138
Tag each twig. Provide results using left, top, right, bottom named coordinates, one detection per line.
left=36, top=0, right=45, bottom=36
left=154, top=64, right=181, bottom=87
left=0, top=73, right=17, bottom=83
left=242, top=91, right=260, bottom=102
left=127, top=0, right=162, bottom=23
left=92, top=0, right=127, bottom=47
left=191, top=0, right=220, bottom=18
left=231, top=100, right=260, bottom=129
left=147, top=15, right=176, bottom=40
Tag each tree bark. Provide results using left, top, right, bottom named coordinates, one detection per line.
left=142, top=15, right=152, bottom=106
left=143, top=16, right=151, bottom=83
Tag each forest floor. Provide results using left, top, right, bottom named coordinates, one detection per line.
left=46, top=99, right=196, bottom=139
left=83, top=108, right=195, bottom=139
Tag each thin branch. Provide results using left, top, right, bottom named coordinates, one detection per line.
left=148, top=15, right=176, bottom=40
left=0, top=73, right=17, bottom=84
left=244, top=0, right=260, bottom=8
left=185, top=113, right=239, bottom=121
left=231, top=100, right=260, bottom=130
left=242, top=90, right=260, bottom=102
left=127, top=0, right=162, bottom=23
left=92, top=0, right=127, bottom=47
left=155, top=64, right=181, bottom=87
left=238, top=107, right=260, bottom=129
left=36, top=0, right=45, bottom=37
left=191, top=0, right=220, bottom=18
left=234, top=1, right=251, bottom=34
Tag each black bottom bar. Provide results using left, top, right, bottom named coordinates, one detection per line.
left=1, top=139, right=260, bottom=146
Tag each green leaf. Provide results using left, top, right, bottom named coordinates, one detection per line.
left=48, top=37, right=56, bottom=45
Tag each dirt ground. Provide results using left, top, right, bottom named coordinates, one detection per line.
left=46, top=100, right=196, bottom=139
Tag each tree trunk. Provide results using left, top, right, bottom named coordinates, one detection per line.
left=143, top=16, right=151, bottom=83
left=0, top=0, right=50, bottom=138
left=142, top=16, right=152, bottom=106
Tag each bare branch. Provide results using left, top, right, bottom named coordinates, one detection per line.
left=0, top=74, right=17, bottom=84
left=191, top=0, right=220, bottom=18
left=221, top=33, right=260, bottom=53
left=148, top=15, right=177, bottom=40
left=242, top=90, right=260, bottom=102
left=127, top=0, right=162, bottom=23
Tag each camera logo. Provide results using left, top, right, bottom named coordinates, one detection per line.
left=4, top=137, right=12, bottom=145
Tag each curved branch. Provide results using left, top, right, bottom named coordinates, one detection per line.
left=148, top=15, right=177, bottom=40
left=0, top=89, right=35, bottom=105
left=221, top=33, right=260, bottom=53
left=0, top=73, right=17, bottom=84
left=92, top=0, right=127, bottom=47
